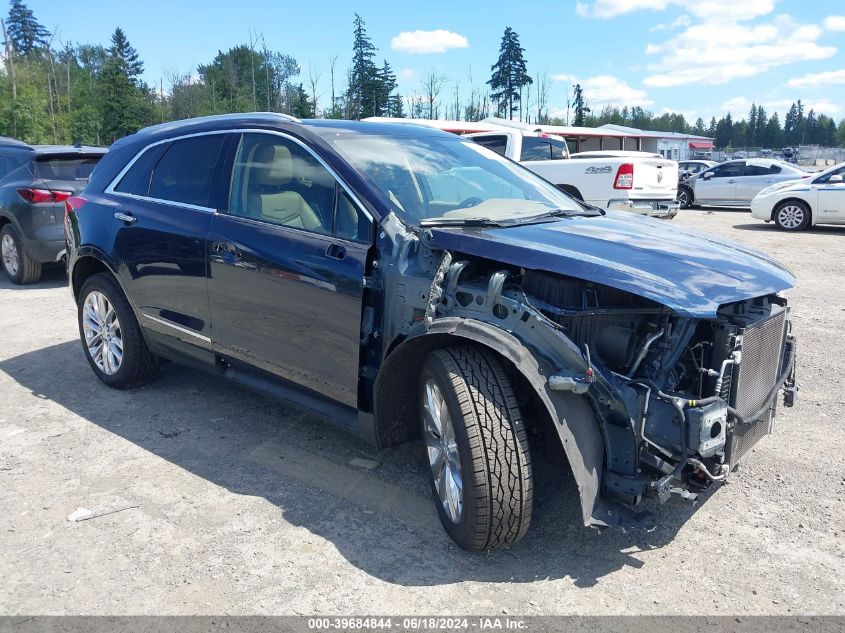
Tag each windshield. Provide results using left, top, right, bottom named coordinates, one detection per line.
left=329, top=134, right=589, bottom=226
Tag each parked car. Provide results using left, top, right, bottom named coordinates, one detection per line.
left=677, top=160, right=717, bottom=208
left=688, top=159, right=808, bottom=208
left=751, top=161, right=845, bottom=230
left=464, top=130, right=680, bottom=218
left=66, top=113, right=797, bottom=551
left=0, top=137, right=106, bottom=284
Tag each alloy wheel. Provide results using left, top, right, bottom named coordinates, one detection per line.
left=777, top=204, right=805, bottom=229
left=82, top=290, right=124, bottom=375
left=678, top=190, right=689, bottom=207
left=422, top=378, right=464, bottom=523
left=1, top=234, right=19, bottom=276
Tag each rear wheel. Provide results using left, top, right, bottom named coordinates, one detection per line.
left=419, top=346, right=533, bottom=551
left=1, top=224, right=42, bottom=284
left=78, top=273, right=160, bottom=389
left=773, top=200, right=811, bottom=231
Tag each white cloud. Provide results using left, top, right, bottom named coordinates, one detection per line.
left=650, top=14, right=690, bottom=31
left=824, top=16, right=845, bottom=31
left=557, top=75, right=653, bottom=108
left=577, top=0, right=773, bottom=21
left=390, top=30, right=468, bottom=54
left=643, top=16, right=836, bottom=87
left=786, top=68, right=845, bottom=88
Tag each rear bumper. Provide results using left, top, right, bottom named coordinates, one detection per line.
left=607, top=198, right=680, bottom=218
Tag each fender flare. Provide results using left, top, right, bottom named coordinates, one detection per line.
left=375, top=316, right=613, bottom=528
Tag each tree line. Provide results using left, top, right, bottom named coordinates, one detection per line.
left=2, top=0, right=844, bottom=149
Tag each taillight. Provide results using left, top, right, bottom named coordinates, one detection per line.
left=614, top=163, right=634, bottom=189
left=17, top=188, right=73, bottom=204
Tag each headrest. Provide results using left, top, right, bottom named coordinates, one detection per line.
left=251, top=143, right=293, bottom=185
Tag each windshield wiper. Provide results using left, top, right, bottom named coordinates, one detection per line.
left=419, top=217, right=505, bottom=227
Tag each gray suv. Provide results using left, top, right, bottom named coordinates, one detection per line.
left=0, top=137, right=106, bottom=284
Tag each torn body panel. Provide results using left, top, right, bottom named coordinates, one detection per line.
left=368, top=214, right=797, bottom=530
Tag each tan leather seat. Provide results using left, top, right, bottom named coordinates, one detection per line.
left=246, top=144, right=324, bottom=232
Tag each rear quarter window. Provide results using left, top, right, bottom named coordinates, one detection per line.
left=113, top=144, right=168, bottom=196
left=147, top=135, right=226, bottom=208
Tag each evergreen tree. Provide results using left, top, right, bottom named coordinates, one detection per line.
left=572, top=83, right=590, bottom=126
left=5, top=0, right=49, bottom=55
left=347, top=13, right=378, bottom=119
left=100, top=27, right=146, bottom=142
left=836, top=119, right=845, bottom=147
left=765, top=112, right=783, bottom=148
left=755, top=105, right=767, bottom=146
left=746, top=104, right=757, bottom=147
left=715, top=113, right=733, bottom=148
left=707, top=116, right=717, bottom=138
left=487, top=27, right=532, bottom=120
left=693, top=117, right=706, bottom=135
left=106, top=27, right=143, bottom=81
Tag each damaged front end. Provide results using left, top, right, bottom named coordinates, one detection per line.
left=369, top=215, right=797, bottom=531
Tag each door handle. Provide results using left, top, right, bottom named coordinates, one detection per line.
left=114, top=212, right=137, bottom=224
left=326, top=243, right=346, bottom=260
left=727, top=180, right=736, bottom=184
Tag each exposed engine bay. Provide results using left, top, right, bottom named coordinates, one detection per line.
left=383, top=246, right=798, bottom=522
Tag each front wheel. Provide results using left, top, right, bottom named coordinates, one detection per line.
left=419, top=346, right=533, bottom=551
left=78, top=273, right=160, bottom=389
left=677, top=186, right=693, bottom=209
left=773, top=200, right=811, bottom=231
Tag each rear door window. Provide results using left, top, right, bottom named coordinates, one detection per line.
left=148, top=135, right=226, bottom=208
left=471, top=135, right=508, bottom=156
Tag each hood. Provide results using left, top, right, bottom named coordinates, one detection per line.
left=428, top=211, right=795, bottom=318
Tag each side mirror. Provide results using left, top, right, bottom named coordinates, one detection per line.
left=829, top=174, right=844, bottom=183
left=702, top=172, right=714, bottom=180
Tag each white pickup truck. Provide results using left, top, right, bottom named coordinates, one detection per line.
left=465, top=130, right=680, bottom=218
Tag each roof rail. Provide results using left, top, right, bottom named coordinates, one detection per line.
left=137, top=112, right=301, bottom=136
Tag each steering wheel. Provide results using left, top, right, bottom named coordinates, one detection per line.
left=456, top=197, right=484, bottom=209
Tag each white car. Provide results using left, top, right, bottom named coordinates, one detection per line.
left=690, top=159, right=808, bottom=208
left=751, top=162, right=845, bottom=231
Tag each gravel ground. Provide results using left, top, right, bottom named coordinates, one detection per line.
left=1, top=208, right=843, bottom=616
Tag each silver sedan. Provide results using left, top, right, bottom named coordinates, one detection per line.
left=690, top=159, right=808, bottom=208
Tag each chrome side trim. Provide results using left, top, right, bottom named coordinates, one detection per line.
left=142, top=313, right=212, bottom=345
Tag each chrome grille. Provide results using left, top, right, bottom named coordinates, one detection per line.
left=728, top=309, right=787, bottom=464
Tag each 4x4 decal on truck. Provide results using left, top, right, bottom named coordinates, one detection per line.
left=585, top=165, right=613, bottom=174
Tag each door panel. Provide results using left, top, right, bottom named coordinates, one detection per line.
left=817, top=182, right=845, bottom=223
left=108, top=133, right=229, bottom=364
left=696, top=162, right=744, bottom=203
left=112, top=198, right=214, bottom=361
left=206, top=131, right=371, bottom=408
left=207, top=215, right=367, bottom=407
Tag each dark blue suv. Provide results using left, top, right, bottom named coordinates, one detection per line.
left=66, top=113, right=797, bottom=550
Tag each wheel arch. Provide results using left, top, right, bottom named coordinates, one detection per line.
left=772, top=197, right=813, bottom=224
left=373, top=317, right=609, bottom=528
left=70, top=248, right=122, bottom=302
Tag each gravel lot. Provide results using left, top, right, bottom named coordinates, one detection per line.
left=1, top=208, right=843, bottom=616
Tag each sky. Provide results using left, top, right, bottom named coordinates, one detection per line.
left=26, top=0, right=845, bottom=124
